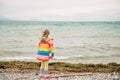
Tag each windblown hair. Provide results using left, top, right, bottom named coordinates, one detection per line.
left=42, top=29, right=50, bottom=38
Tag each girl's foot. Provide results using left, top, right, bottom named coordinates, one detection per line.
left=43, top=70, right=51, bottom=79
left=44, top=74, right=51, bottom=79
left=39, top=75, right=44, bottom=78
left=39, top=69, right=44, bottom=78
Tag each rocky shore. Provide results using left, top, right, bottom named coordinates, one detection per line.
left=0, top=61, right=120, bottom=80
left=0, top=71, right=120, bottom=80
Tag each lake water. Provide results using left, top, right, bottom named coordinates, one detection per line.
left=0, top=21, right=120, bottom=64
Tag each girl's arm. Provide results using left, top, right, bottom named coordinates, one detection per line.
left=48, top=40, right=54, bottom=57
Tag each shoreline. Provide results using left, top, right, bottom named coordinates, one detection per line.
left=0, top=61, right=120, bottom=80
left=0, top=61, right=120, bottom=73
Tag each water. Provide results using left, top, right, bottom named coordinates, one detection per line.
left=0, top=21, right=120, bottom=63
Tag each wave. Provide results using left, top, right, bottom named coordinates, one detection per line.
left=0, top=56, right=35, bottom=61
left=0, top=54, right=119, bottom=61
left=0, top=55, right=83, bottom=61
left=55, top=54, right=120, bottom=60
left=54, top=55, right=83, bottom=60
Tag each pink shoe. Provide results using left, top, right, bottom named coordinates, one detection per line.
left=39, top=75, right=44, bottom=78
left=44, top=74, right=51, bottom=79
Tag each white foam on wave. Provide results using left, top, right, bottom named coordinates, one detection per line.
left=54, top=56, right=69, bottom=60
left=54, top=55, right=83, bottom=60
left=0, top=56, right=35, bottom=61
left=0, top=54, right=116, bottom=61
left=0, top=55, right=83, bottom=61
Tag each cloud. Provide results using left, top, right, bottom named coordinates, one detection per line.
left=0, top=0, right=120, bottom=21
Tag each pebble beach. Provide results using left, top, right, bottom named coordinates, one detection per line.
left=0, top=71, right=120, bottom=80
left=39, top=73, right=120, bottom=80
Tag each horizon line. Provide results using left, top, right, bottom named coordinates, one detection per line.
left=0, top=20, right=120, bottom=22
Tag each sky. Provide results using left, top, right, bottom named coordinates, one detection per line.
left=0, top=0, right=120, bottom=21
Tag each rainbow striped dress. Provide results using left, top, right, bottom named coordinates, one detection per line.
left=36, top=37, right=54, bottom=61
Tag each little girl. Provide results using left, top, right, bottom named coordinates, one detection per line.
left=36, top=29, right=54, bottom=79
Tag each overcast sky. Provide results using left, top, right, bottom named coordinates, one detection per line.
left=0, top=0, right=120, bottom=21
